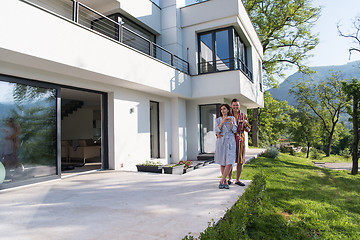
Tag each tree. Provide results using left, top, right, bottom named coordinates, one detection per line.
left=248, top=91, right=296, bottom=147
left=243, top=0, right=321, bottom=146
left=342, top=78, right=360, bottom=175
left=289, top=107, right=320, bottom=158
left=338, top=16, right=360, bottom=59
left=290, top=72, right=348, bottom=156
left=338, top=16, right=360, bottom=175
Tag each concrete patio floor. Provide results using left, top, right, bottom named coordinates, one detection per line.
left=0, top=148, right=264, bottom=240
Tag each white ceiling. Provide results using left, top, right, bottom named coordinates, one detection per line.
left=61, top=88, right=101, bottom=104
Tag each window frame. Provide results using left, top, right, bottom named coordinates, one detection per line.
left=197, top=27, right=253, bottom=81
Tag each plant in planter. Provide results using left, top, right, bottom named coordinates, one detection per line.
left=162, top=164, right=184, bottom=175
left=136, top=160, right=163, bottom=173
left=179, top=160, right=194, bottom=174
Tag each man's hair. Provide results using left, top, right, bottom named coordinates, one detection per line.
left=231, top=98, right=240, bottom=103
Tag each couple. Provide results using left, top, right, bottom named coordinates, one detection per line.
left=214, top=99, right=251, bottom=189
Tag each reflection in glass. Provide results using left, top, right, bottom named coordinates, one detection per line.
left=0, top=80, right=57, bottom=187
left=199, top=33, right=214, bottom=73
left=200, top=104, right=220, bottom=153
left=215, top=30, right=230, bottom=71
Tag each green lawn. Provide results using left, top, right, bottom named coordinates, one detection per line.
left=238, top=153, right=360, bottom=239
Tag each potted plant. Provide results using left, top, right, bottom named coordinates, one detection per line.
left=179, top=160, right=194, bottom=174
left=136, top=160, right=163, bottom=173
left=163, top=164, right=184, bottom=175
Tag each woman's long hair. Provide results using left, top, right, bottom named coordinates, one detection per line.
left=218, top=104, right=232, bottom=117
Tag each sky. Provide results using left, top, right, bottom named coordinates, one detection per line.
left=283, top=0, right=360, bottom=79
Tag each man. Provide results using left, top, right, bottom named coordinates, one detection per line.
left=228, top=98, right=251, bottom=186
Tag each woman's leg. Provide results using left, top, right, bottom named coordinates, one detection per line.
left=220, top=165, right=225, bottom=184
left=222, top=164, right=233, bottom=186
left=221, top=164, right=232, bottom=184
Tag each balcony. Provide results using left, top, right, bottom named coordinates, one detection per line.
left=199, top=58, right=253, bottom=82
left=22, top=0, right=189, bottom=74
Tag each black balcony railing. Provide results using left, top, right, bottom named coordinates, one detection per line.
left=22, top=0, right=190, bottom=74
left=199, top=58, right=253, bottom=81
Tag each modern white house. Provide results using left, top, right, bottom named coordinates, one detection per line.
left=0, top=0, right=263, bottom=188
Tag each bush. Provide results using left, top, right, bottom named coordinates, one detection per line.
left=280, top=146, right=295, bottom=156
left=262, top=147, right=280, bottom=159
left=310, top=148, right=323, bottom=160
left=339, top=148, right=351, bottom=160
left=301, top=147, right=308, bottom=153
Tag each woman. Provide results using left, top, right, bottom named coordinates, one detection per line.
left=214, top=104, right=237, bottom=189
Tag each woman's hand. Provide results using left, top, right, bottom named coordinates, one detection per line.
left=219, top=117, right=229, bottom=128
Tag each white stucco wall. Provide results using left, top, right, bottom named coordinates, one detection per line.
left=114, top=0, right=161, bottom=34
left=62, top=108, right=94, bottom=140
left=180, top=0, right=264, bottom=108
left=159, top=0, right=185, bottom=58
left=0, top=59, right=177, bottom=171
left=108, top=88, right=175, bottom=171
left=170, top=97, right=188, bottom=163
left=0, top=0, right=264, bottom=174
left=0, top=0, right=191, bottom=99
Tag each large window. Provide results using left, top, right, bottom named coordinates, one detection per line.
left=198, top=27, right=252, bottom=81
left=0, top=76, right=58, bottom=188
left=150, top=101, right=160, bottom=159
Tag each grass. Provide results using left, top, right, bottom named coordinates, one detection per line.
left=235, top=153, right=360, bottom=239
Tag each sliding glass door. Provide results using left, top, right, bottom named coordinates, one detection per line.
left=0, top=75, right=58, bottom=187
left=199, top=104, right=220, bottom=153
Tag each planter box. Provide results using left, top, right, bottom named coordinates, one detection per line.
left=183, top=166, right=194, bottom=174
left=163, top=165, right=184, bottom=175
left=203, top=161, right=210, bottom=166
left=136, top=165, right=163, bottom=173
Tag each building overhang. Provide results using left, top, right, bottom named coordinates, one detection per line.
left=0, top=0, right=190, bottom=98
left=191, top=70, right=264, bottom=108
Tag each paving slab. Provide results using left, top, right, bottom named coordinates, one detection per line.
left=0, top=148, right=264, bottom=240
left=313, top=162, right=354, bottom=171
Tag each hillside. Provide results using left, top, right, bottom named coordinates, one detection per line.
left=269, top=60, right=360, bottom=105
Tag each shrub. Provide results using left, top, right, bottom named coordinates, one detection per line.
left=339, top=148, right=351, bottom=160
left=289, top=147, right=295, bottom=156
left=310, top=148, right=323, bottom=160
left=262, top=147, right=280, bottom=159
left=280, top=146, right=295, bottom=156
left=280, top=145, right=290, bottom=153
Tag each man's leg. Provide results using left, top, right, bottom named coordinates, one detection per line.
left=230, top=137, right=240, bottom=184
left=228, top=168, right=232, bottom=183
left=236, top=163, right=243, bottom=181
left=235, top=141, right=246, bottom=186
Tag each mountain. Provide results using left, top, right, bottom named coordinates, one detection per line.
left=0, top=102, right=14, bottom=119
left=269, top=60, right=360, bottom=105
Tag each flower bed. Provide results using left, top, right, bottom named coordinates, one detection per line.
left=136, top=165, right=163, bottom=173
left=136, top=160, right=210, bottom=175
left=136, top=160, right=163, bottom=173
